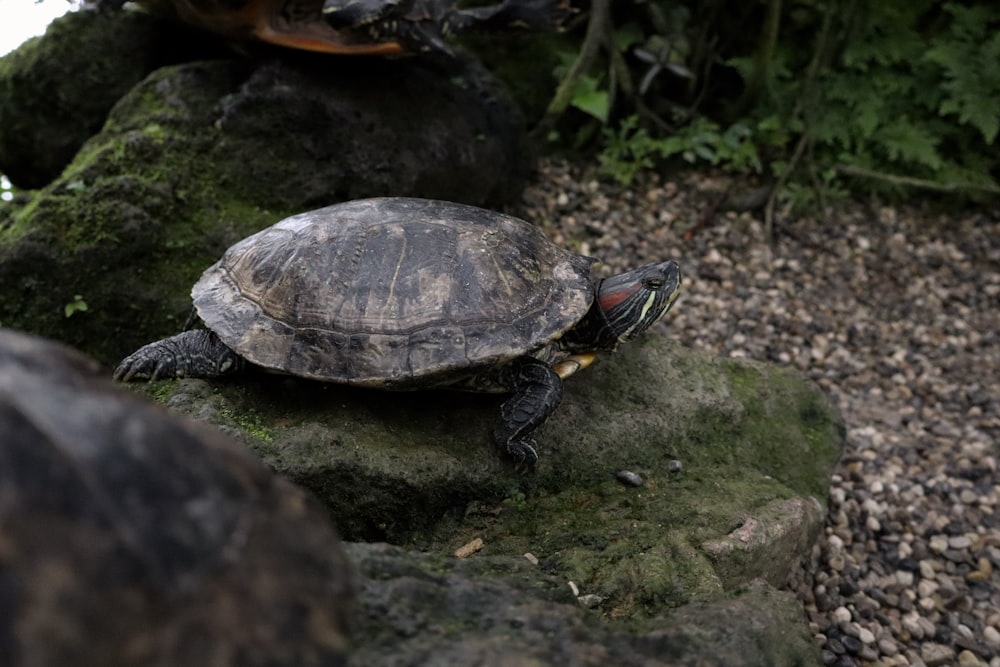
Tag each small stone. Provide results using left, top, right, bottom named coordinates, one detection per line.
left=958, top=649, right=984, bottom=667
left=960, top=488, right=979, bottom=504
left=522, top=552, right=539, bottom=565
left=857, top=625, right=875, bottom=644
left=859, top=645, right=879, bottom=662
left=929, top=535, right=949, bottom=553
left=454, top=537, right=484, bottom=558
left=916, top=615, right=937, bottom=639
left=966, top=557, right=993, bottom=583
left=921, top=642, right=956, bottom=667
left=832, top=606, right=852, bottom=624
left=666, top=459, right=683, bottom=473
left=841, top=635, right=862, bottom=654
left=615, top=470, right=644, bottom=487
left=577, top=594, right=604, bottom=608
left=917, top=578, right=938, bottom=599
left=902, top=613, right=924, bottom=639
left=949, top=535, right=972, bottom=549
left=983, top=625, right=1000, bottom=648
left=878, top=638, right=899, bottom=656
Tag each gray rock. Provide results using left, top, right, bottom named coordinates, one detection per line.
left=0, top=329, right=353, bottom=666
left=345, top=542, right=821, bottom=667
left=0, top=9, right=189, bottom=188
left=141, top=334, right=841, bottom=663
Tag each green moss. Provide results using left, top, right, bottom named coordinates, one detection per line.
left=720, top=359, right=844, bottom=500
left=216, top=403, right=276, bottom=444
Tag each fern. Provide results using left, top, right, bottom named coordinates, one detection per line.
left=923, top=4, right=1000, bottom=143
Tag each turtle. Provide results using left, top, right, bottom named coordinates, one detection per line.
left=114, top=197, right=682, bottom=466
left=0, top=328, right=353, bottom=666
left=124, top=0, right=572, bottom=56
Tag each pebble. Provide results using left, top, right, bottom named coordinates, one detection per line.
left=878, top=638, right=899, bottom=656
left=615, top=470, right=644, bottom=487
left=958, top=649, right=984, bottom=667
left=522, top=160, right=1000, bottom=667
left=832, top=606, right=852, bottom=624
left=921, top=643, right=956, bottom=667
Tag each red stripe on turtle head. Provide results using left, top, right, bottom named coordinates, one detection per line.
left=597, top=279, right=641, bottom=312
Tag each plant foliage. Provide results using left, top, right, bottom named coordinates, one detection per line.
left=545, top=0, right=999, bottom=207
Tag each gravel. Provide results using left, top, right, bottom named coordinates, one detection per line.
left=519, top=158, right=1000, bottom=667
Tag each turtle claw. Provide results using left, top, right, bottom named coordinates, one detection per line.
left=502, top=438, right=538, bottom=469
left=114, top=343, right=178, bottom=383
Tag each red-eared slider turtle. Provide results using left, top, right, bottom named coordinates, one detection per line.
left=127, top=0, right=571, bottom=56
left=0, top=328, right=352, bottom=665
left=115, top=197, right=681, bottom=466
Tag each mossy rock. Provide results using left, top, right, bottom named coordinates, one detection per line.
left=345, top=543, right=822, bottom=666
left=0, top=7, right=226, bottom=189
left=1, top=35, right=531, bottom=365
left=133, top=336, right=843, bottom=621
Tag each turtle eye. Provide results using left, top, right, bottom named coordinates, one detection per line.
left=643, top=277, right=665, bottom=290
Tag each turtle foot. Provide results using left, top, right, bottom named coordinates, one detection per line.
left=114, top=330, right=243, bottom=383
left=501, top=438, right=539, bottom=469
left=114, top=340, right=182, bottom=382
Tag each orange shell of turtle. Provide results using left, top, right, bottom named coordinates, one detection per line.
left=137, top=0, right=407, bottom=55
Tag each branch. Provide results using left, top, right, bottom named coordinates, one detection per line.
left=764, top=0, right=835, bottom=238
left=835, top=165, right=1000, bottom=195
left=532, top=0, right=611, bottom=139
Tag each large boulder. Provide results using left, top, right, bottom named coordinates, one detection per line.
left=0, top=10, right=530, bottom=366
left=139, top=334, right=842, bottom=663
left=0, top=8, right=215, bottom=189
left=0, top=328, right=353, bottom=666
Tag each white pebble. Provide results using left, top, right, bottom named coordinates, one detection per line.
left=832, top=606, right=852, bottom=623
left=949, top=535, right=972, bottom=549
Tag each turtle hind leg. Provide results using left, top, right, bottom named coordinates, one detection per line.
left=114, top=330, right=244, bottom=383
left=447, top=0, right=573, bottom=35
left=493, top=357, right=563, bottom=467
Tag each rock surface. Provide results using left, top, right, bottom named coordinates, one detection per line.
left=0, top=8, right=212, bottom=189
left=137, top=334, right=841, bottom=664
left=0, top=329, right=353, bottom=666
left=345, top=542, right=819, bottom=667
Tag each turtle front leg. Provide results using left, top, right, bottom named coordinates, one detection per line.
left=114, top=330, right=244, bottom=382
left=494, top=357, right=563, bottom=467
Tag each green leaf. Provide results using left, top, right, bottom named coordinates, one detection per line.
left=875, top=120, right=943, bottom=170
left=64, top=295, right=88, bottom=318
left=570, top=78, right=610, bottom=123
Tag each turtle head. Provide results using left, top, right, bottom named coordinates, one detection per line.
left=594, top=260, right=681, bottom=347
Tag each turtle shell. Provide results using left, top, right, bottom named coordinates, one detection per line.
left=0, top=329, right=352, bottom=665
left=193, top=197, right=596, bottom=386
